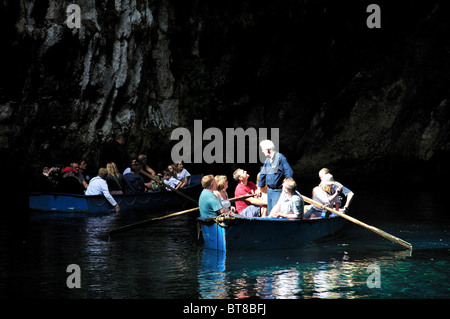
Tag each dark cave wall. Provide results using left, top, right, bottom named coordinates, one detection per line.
left=1, top=0, right=450, bottom=186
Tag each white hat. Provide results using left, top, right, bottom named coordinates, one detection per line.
left=320, top=173, right=343, bottom=188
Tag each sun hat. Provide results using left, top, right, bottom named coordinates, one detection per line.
left=320, top=173, right=343, bottom=188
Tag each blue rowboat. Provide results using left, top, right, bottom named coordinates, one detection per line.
left=197, top=215, right=348, bottom=251
left=29, top=174, right=202, bottom=214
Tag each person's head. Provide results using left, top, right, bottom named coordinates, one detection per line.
left=131, top=162, right=141, bottom=174
left=106, top=162, right=119, bottom=176
left=320, top=173, right=342, bottom=194
left=63, top=167, right=76, bottom=176
left=79, top=159, right=87, bottom=171
left=215, top=175, right=228, bottom=191
left=167, top=164, right=177, bottom=177
left=70, top=162, right=79, bottom=172
left=282, top=177, right=297, bottom=194
left=116, top=134, right=125, bottom=144
left=138, top=154, right=147, bottom=164
left=163, top=169, right=172, bottom=180
left=259, top=140, right=275, bottom=158
left=318, top=168, right=330, bottom=179
left=201, top=175, right=217, bottom=190
left=233, top=168, right=249, bottom=183
left=98, top=167, right=108, bottom=179
left=175, top=161, right=184, bottom=172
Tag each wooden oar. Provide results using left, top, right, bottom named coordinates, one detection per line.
left=109, top=193, right=255, bottom=236
left=302, top=195, right=413, bottom=250
left=139, top=169, right=197, bottom=205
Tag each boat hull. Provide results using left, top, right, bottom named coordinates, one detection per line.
left=198, top=216, right=348, bottom=251
left=29, top=175, right=202, bottom=214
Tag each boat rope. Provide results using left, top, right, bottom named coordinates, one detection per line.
left=124, top=196, right=137, bottom=206
left=91, top=198, right=107, bottom=207
left=136, top=194, right=152, bottom=204
left=214, top=214, right=235, bottom=228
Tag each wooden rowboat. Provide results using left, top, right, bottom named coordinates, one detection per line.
left=197, top=215, right=348, bottom=251
left=29, top=174, right=202, bottom=214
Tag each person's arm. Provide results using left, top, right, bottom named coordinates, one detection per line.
left=279, top=154, right=293, bottom=178
left=257, top=161, right=268, bottom=195
left=344, top=192, right=354, bottom=209
left=246, top=196, right=267, bottom=206
left=101, top=180, right=120, bottom=211
left=178, top=177, right=187, bottom=188
left=148, top=166, right=156, bottom=176
left=268, top=202, right=281, bottom=218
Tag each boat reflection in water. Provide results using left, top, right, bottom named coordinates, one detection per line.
left=198, top=245, right=413, bottom=299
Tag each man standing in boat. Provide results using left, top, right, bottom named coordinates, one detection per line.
left=199, top=175, right=229, bottom=217
left=257, top=139, right=293, bottom=214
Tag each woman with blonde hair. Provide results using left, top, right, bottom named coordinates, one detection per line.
left=106, top=162, right=126, bottom=194
left=213, top=175, right=236, bottom=214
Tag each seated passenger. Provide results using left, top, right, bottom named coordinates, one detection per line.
left=85, top=168, right=120, bottom=212
left=123, top=159, right=137, bottom=175
left=106, top=162, right=126, bottom=194
left=75, top=159, right=89, bottom=189
left=233, top=168, right=267, bottom=217
left=175, top=161, right=191, bottom=188
left=304, top=174, right=341, bottom=219
left=38, top=166, right=57, bottom=192
left=213, top=175, right=236, bottom=214
left=268, top=178, right=304, bottom=219
left=199, top=175, right=228, bottom=218
left=123, top=162, right=145, bottom=193
left=319, top=168, right=354, bottom=212
left=56, top=167, right=85, bottom=194
left=163, top=169, right=181, bottom=191
left=167, top=163, right=177, bottom=178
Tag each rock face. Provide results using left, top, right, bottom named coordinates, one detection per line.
left=1, top=0, right=449, bottom=186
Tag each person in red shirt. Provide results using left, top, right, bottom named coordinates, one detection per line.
left=233, top=168, right=267, bottom=217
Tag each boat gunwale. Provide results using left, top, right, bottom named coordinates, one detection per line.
left=28, top=176, right=202, bottom=199
left=197, top=215, right=343, bottom=225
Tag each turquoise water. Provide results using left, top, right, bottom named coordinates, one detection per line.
left=1, top=188, right=449, bottom=300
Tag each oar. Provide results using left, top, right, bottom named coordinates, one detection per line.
left=109, top=193, right=255, bottom=236
left=139, top=169, right=197, bottom=205
left=302, top=195, right=413, bottom=250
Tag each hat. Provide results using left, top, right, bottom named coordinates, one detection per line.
left=320, top=173, right=343, bottom=188
left=63, top=167, right=76, bottom=174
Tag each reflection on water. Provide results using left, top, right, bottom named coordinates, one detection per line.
left=197, top=246, right=449, bottom=299
left=2, top=187, right=450, bottom=299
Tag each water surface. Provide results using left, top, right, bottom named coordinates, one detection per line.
left=1, top=187, right=449, bottom=299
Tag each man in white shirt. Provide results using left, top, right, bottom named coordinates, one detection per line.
left=86, top=168, right=120, bottom=212
left=268, top=178, right=304, bottom=219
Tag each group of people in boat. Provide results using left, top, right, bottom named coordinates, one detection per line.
left=199, top=139, right=355, bottom=220
left=36, top=135, right=192, bottom=213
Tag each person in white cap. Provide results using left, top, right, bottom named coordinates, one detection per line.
left=319, top=168, right=354, bottom=212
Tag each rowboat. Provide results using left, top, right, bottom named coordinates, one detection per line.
left=29, top=174, right=202, bottom=214
left=197, top=215, right=348, bottom=251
